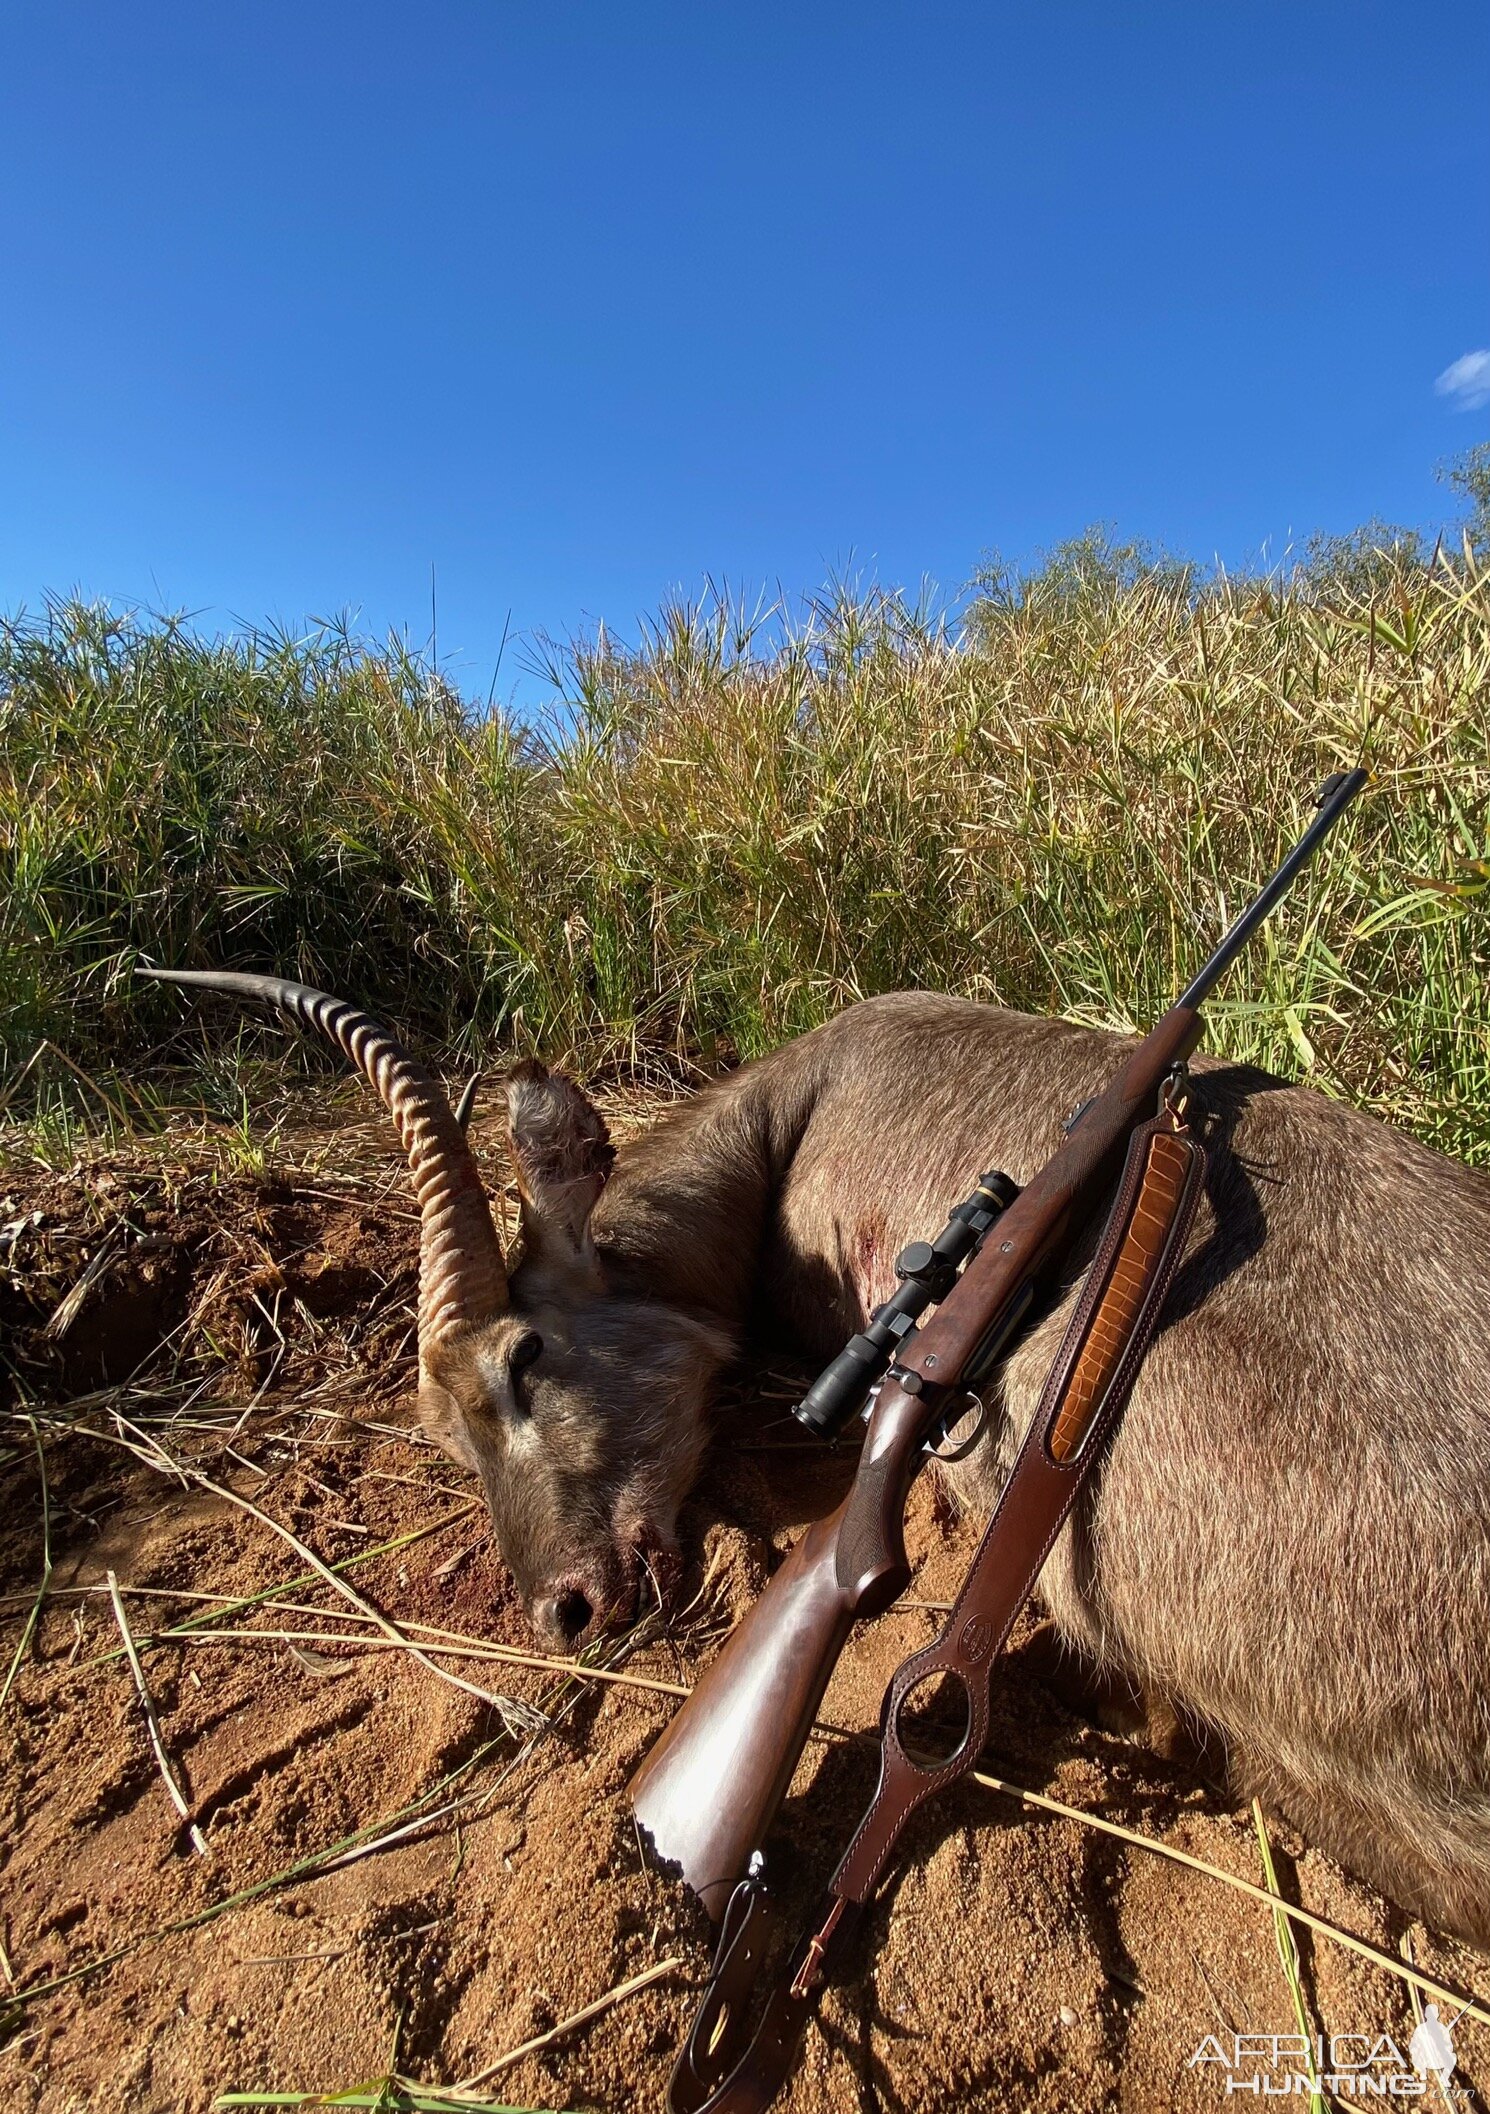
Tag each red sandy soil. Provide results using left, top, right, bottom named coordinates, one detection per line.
left=1, top=1104, right=1485, bottom=2113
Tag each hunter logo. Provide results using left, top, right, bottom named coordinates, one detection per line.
left=1408, top=2007, right=1457, bottom=2086
left=959, top=1616, right=993, bottom=1663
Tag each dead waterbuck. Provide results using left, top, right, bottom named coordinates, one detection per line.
left=143, top=972, right=1490, bottom=1945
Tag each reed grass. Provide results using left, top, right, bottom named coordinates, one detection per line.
left=1252, top=1799, right=1329, bottom=2112
left=2, top=540, right=1487, bottom=1159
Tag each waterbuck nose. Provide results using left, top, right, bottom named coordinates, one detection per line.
left=532, top=1584, right=596, bottom=1651
left=554, top=1587, right=593, bottom=1642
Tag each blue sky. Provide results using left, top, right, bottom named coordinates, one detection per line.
left=3, top=2, right=1487, bottom=705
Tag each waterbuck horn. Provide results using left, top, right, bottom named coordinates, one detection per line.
left=138, top=969, right=509, bottom=1356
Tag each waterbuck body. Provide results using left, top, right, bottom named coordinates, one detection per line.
left=586, top=992, right=1490, bottom=1947
left=145, top=970, right=1490, bottom=1945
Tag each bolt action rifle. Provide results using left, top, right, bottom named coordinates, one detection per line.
left=628, top=770, right=1369, bottom=2114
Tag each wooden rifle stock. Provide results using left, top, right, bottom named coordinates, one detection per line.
left=629, top=1002, right=1204, bottom=1911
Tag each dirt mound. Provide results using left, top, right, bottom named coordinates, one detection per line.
left=1, top=1135, right=1485, bottom=2112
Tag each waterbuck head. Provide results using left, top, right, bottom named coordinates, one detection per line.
left=140, top=971, right=728, bottom=1652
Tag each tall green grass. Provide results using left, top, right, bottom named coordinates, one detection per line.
left=2, top=544, right=1487, bottom=1158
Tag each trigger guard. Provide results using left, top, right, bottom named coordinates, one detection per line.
left=925, top=1390, right=988, bottom=1464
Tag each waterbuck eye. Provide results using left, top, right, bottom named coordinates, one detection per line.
left=510, top=1330, right=543, bottom=1373
left=508, top=1330, right=544, bottom=1411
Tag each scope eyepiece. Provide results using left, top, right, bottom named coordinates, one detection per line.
left=795, top=1330, right=898, bottom=1439
left=792, top=1168, right=1018, bottom=1440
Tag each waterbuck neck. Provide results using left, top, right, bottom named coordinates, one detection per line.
left=588, top=1043, right=826, bottom=1330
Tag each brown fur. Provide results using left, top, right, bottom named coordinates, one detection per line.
left=424, top=993, right=1490, bottom=1946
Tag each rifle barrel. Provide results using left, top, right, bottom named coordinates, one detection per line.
left=1177, top=768, right=1367, bottom=1011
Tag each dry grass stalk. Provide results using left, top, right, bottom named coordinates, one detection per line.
left=1252, top=1799, right=1327, bottom=2113
left=971, top=1769, right=1490, bottom=2031
left=174, top=1465, right=549, bottom=1740
left=25, top=1410, right=537, bottom=1735
left=65, top=1504, right=481, bottom=1673
left=106, top=1569, right=210, bottom=1857
left=446, top=1954, right=683, bottom=2092
left=42, top=1224, right=126, bottom=1339
left=0, top=1420, right=52, bottom=1710
left=148, top=1623, right=692, bottom=1699
left=3, top=1721, right=523, bottom=2016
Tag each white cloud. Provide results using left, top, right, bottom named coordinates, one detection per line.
left=1435, top=349, right=1490, bottom=411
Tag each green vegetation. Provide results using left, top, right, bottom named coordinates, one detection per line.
left=2, top=525, right=1487, bottom=1159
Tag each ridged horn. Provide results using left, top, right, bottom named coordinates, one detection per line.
left=139, top=969, right=508, bottom=1358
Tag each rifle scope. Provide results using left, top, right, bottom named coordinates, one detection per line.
left=794, top=1169, right=1019, bottom=1438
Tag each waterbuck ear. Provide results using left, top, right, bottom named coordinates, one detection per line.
left=418, top=1378, right=481, bottom=1473
left=504, top=1060, right=614, bottom=1278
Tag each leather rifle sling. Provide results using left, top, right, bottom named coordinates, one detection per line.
left=669, top=1092, right=1207, bottom=2114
